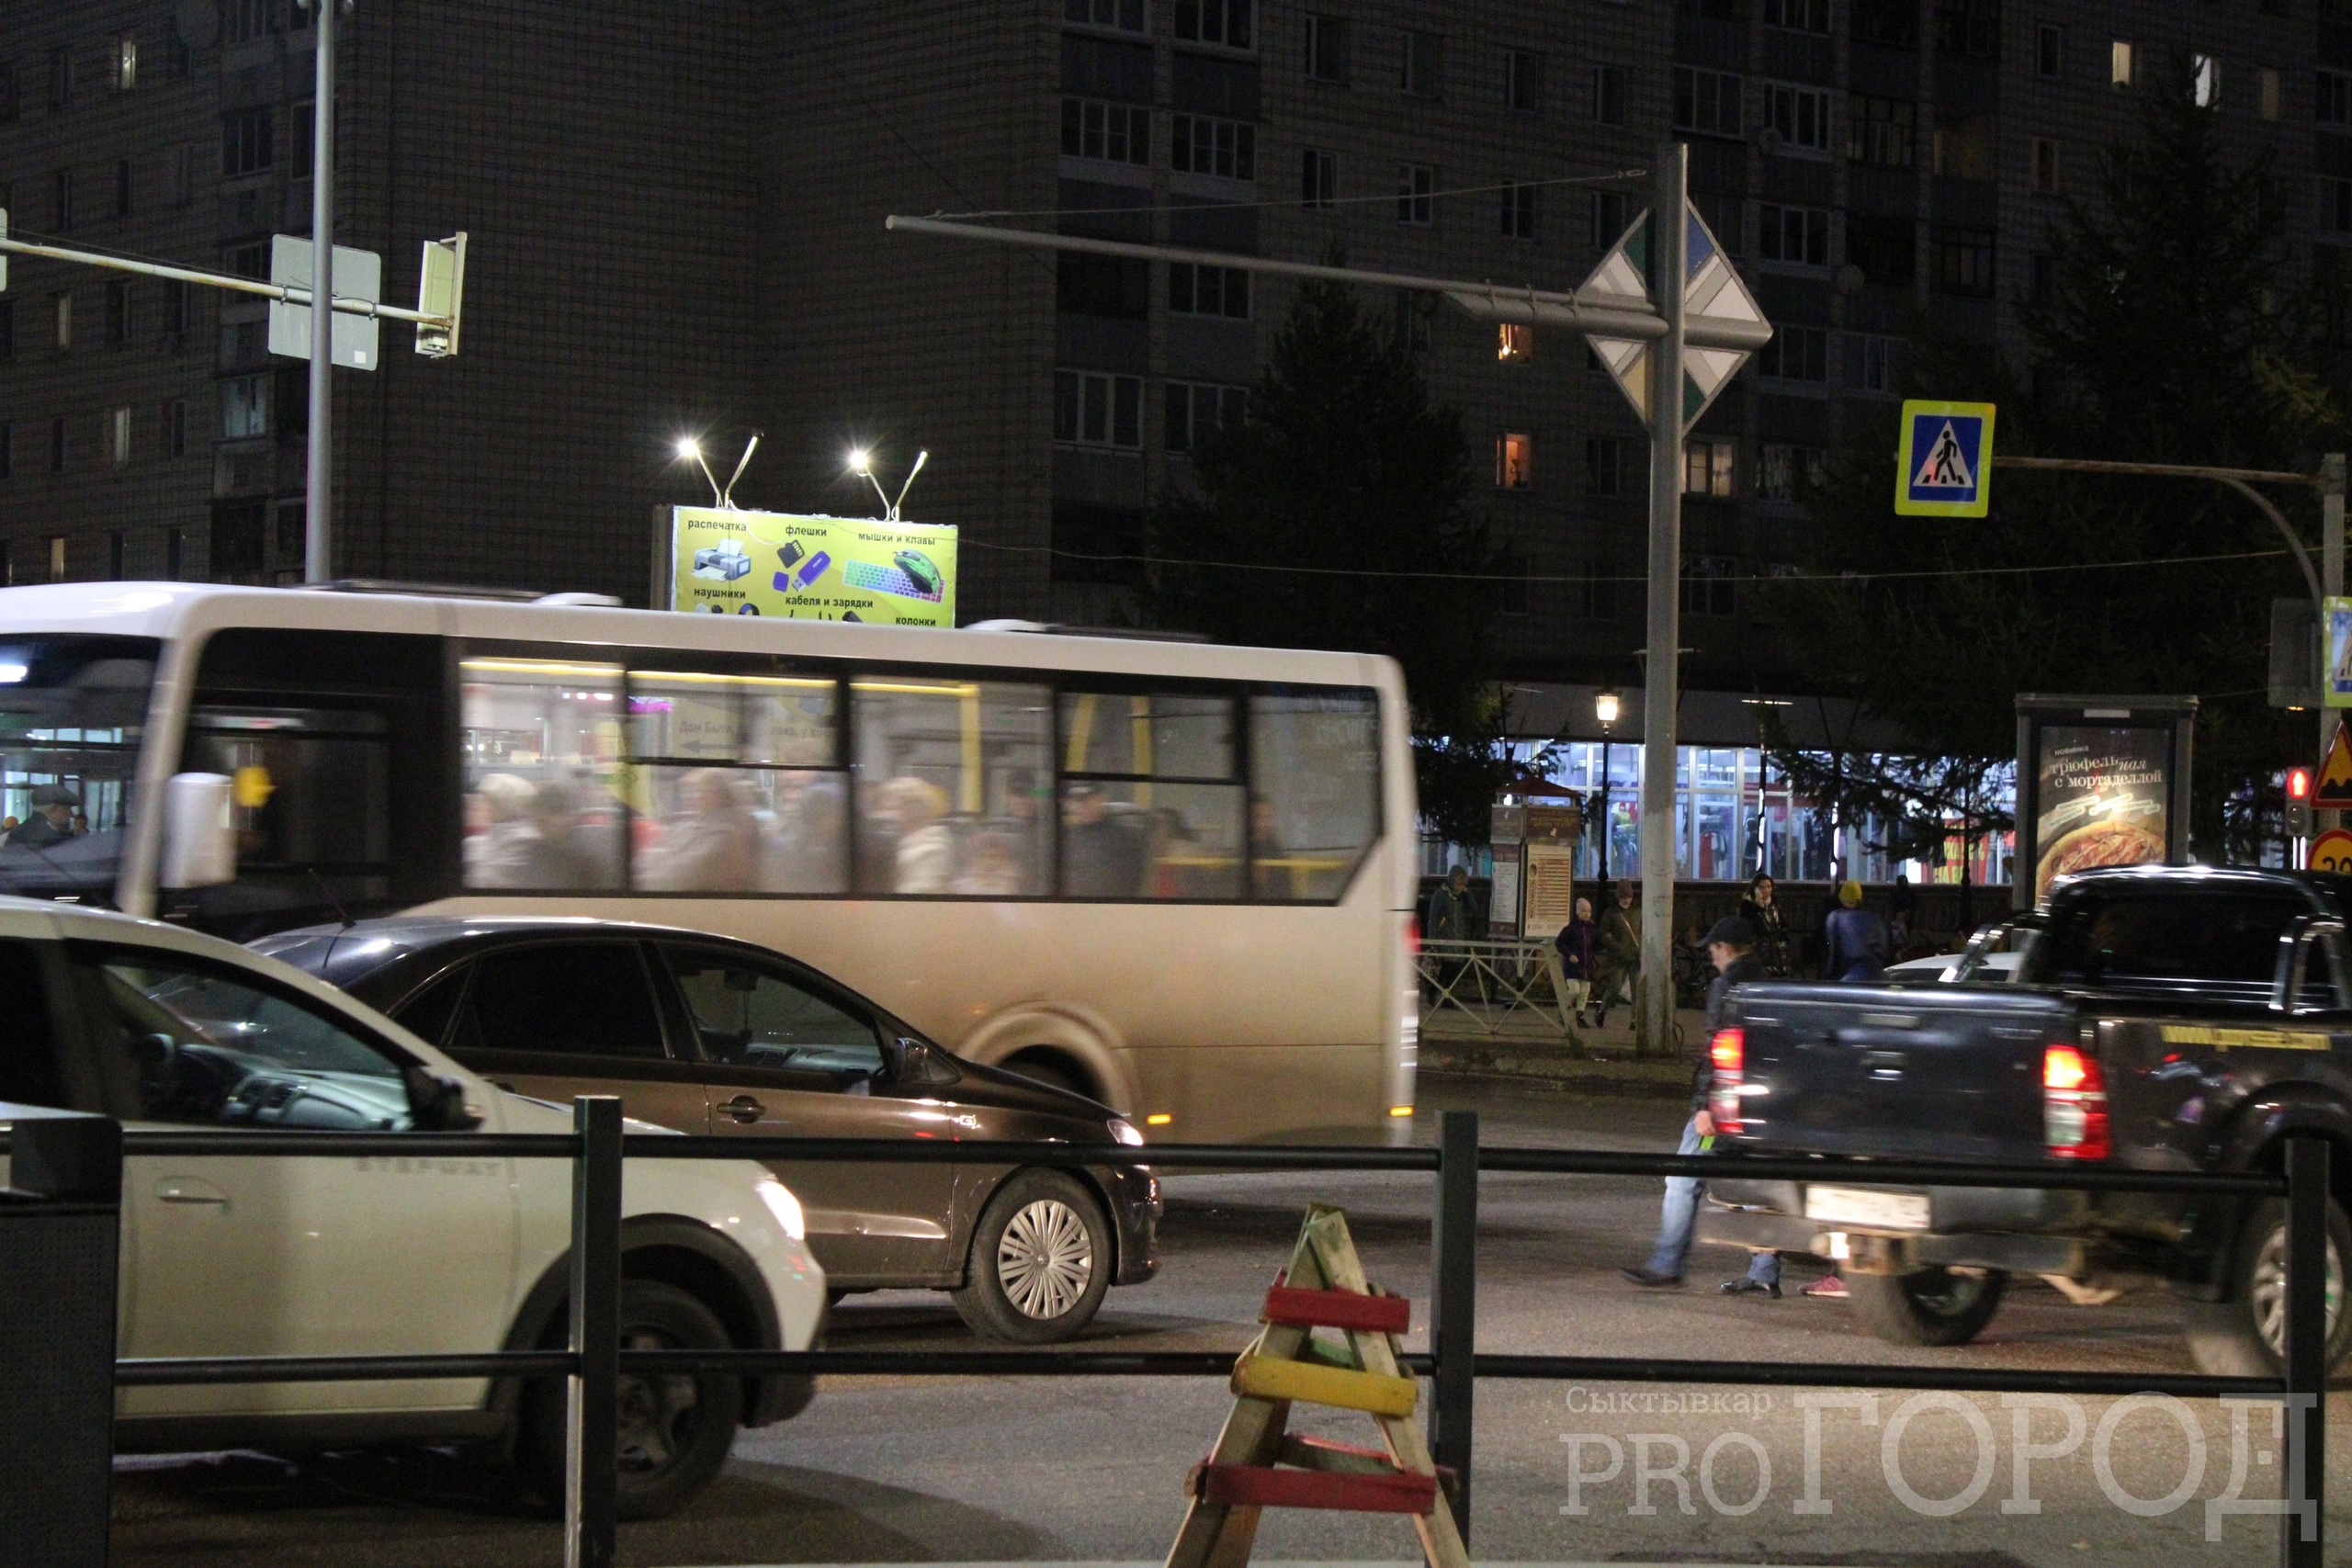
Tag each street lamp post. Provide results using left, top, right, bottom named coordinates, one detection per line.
left=1593, top=689, right=1621, bottom=886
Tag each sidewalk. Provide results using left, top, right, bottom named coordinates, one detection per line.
left=1418, top=1003, right=1707, bottom=1099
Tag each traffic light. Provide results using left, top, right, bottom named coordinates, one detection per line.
left=2288, top=766, right=2315, bottom=838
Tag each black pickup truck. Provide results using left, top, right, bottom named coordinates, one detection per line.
left=1697, top=864, right=2352, bottom=1376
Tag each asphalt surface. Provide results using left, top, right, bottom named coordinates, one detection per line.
left=111, top=1081, right=2341, bottom=1567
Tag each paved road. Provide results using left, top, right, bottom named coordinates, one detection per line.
left=112, top=1082, right=2338, bottom=1566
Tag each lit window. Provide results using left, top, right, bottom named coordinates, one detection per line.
left=1498, top=323, right=1534, bottom=362
left=115, top=35, right=138, bottom=92
left=220, top=372, right=269, bottom=440
left=1496, top=433, right=1532, bottom=489
left=49, top=536, right=66, bottom=582
left=2194, top=55, right=2220, bottom=107
left=51, top=290, right=72, bottom=351
left=2111, top=39, right=2135, bottom=89
left=1683, top=438, right=1736, bottom=497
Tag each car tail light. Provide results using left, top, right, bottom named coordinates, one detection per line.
left=2043, top=1043, right=2110, bottom=1160
left=1708, top=1027, right=1744, bottom=1134
left=1406, top=913, right=1421, bottom=957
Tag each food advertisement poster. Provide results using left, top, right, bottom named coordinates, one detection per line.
left=668, top=508, right=957, bottom=626
left=2030, top=725, right=2172, bottom=901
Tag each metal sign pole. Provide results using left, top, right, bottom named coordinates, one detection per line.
left=305, top=0, right=336, bottom=583
left=1638, top=143, right=1687, bottom=1055
left=2323, top=454, right=2345, bottom=825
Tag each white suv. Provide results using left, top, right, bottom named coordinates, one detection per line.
left=0, top=897, right=826, bottom=1519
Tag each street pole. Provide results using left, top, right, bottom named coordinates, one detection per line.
left=1638, top=143, right=1687, bottom=1055
left=2323, top=453, right=2345, bottom=826
left=305, top=0, right=336, bottom=584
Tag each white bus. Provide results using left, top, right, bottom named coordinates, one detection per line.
left=0, top=583, right=1419, bottom=1144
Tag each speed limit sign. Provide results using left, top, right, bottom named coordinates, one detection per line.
left=2312, top=828, right=2352, bottom=874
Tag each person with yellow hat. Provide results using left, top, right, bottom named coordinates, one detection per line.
left=1821, top=880, right=1888, bottom=982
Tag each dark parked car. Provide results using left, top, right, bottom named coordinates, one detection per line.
left=255, top=917, right=1159, bottom=1341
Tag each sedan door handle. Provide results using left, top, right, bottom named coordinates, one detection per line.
left=719, top=1095, right=766, bottom=1125
left=154, top=1176, right=229, bottom=1207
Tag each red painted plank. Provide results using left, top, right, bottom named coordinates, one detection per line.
left=1195, top=1463, right=1438, bottom=1515
left=1261, top=1274, right=1411, bottom=1334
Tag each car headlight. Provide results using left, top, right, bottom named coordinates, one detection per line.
left=1108, top=1117, right=1146, bottom=1147
left=755, top=1178, right=806, bottom=1241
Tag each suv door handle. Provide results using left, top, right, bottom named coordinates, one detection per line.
left=155, top=1176, right=229, bottom=1206
left=719, top=1095, right=765, bottom=1125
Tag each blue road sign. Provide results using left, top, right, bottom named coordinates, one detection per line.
left=1895, top=400, right=1996, bottom=517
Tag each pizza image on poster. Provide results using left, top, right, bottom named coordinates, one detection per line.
left=2032, top=726, right=2170, bottom=901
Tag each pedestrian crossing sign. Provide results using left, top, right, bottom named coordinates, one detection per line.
left=1895, top=399, right=1996, bottom=517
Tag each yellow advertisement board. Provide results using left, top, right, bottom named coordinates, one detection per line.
left=668, top=507, right=957, bottom=626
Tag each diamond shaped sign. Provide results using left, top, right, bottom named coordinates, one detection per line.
left=1582, top=203, right=1766, bottom=434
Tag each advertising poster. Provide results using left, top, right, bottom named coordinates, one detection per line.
left=2030, top=726, right=2171, bottom=901
left=1519, top=803, right=1584, bottom=942
left=2326, top=595, right=2352, bottom=707
left=669, top=508, right=957, bottom=626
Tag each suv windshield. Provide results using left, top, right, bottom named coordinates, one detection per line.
left=0, top=636, right=160, bottom=904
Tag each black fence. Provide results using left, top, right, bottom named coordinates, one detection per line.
left=62, top=1108, right=2334, bottom=1568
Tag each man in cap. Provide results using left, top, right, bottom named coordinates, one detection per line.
left=1621, top=913, right=1782, bottom=1296
left=6, top=784, right=81, bottom=850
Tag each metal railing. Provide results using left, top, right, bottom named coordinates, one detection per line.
left=1419, top=939, right=1583, bottom=1036
left=53, top=1109, right=2333, bottom=1568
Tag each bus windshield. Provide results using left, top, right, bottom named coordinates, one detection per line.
left=0, top=636, right=160, bottom=904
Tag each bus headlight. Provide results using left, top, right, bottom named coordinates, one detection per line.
left=755, top=1179, right=806, bottom=1242
left=1108, top=1118, right=1146, bottom=1146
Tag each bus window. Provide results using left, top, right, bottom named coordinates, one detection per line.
left=1057, top=691, right=1243, bottom=899
left=852, top=678, right=1052, bottom=897
left=628, top=671, right=845, bottom=895
left=0, top=635, right=156, bottom=905
left=1250, top=688, right=1380, bottom=902
left=459, top=659, right=628, bottom=892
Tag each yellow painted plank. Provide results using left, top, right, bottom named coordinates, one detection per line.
left=1232, top=1353, right=1419, bottom=1417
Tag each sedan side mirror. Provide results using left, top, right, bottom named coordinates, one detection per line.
left=158, top=773, right=236, bottom=889
left=895, top=1037, right=962, bottom=1086
left=404, top=1066, right=484, bottom=1131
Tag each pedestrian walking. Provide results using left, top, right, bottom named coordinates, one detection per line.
left=1590, top=879, right=1641, bottom=1028
left=1737, top=871, right=1791, bottom=977
left=1425, top=865, right=1476, bottom=942
left=1621, top=915, right=1782, bottom=1295
left=1822, top=881, right=1888, bottom=982
left=1555, top=896, right=1599, bottom=1027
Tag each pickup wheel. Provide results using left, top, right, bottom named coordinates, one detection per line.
left=1847, top=1267, right=2007, bottom=1347
left=2182, top=1195, right=2352, bottom=1379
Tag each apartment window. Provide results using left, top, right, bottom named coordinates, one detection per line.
left=50, top=416, right=68, bottom=473
left=51, top=291, right=72, bottom=351
left=1675, top=67, right=1743, bottom=138
left=164, top=280, right=191, bottom=339
left=1759, top=444, right=1826, bottom=500
left=48, top=536, right=66, bottom=582
left=114, top=157, right=132, bottom=218
left=51, top=168, right=73, bottom=231
left=109, top=408, right=131, bottom=467
left=1586, top=436, right=1625, bottom=498
left=1175, top=0, right=1253, bottom=49
left=171, top=142, right=197, bottom=206
left=1305, top=15, right=1348, bottom=83
left=115, top=36, right=138, bottom=92
left=2194, top=55, right=2220, bottom=109
left=1496, top=433, right=1532, bottom=489
left=2031, top=137, right=2062, bottom=195
left=1067, top=0, right=1148, bottom=31
left=1396, top=163, right=1435, bottom=225
left=1849, top=96, right=1917, bottom=165
left=2323, top=177, right=2352, bottom=233
left=1682, top=557, right=1737, bottom=617
left=223, top=106, right=274, bottom=176
left=1063, top=97, right=1151, bottom=165
left=1758, top=203, right=1830, bottom=265
left=0, top=299, right=12, bottom=361
left=1165, top=381, right=1247, bottom=453
left=1593, top=63, right=1627, bottom=126
left=2260, top=69, right=2281, bottom=124
left=1764, top=0, right=1831, bottom=30
left=220, top=372, right=269, bottom=439
left=1935, top=229, right=1996, bottom=295
left=1498, top=323, right=1534, bottom=362
left=1054, top=369, right=1143, bottom=449
left=109, top=532, right=125, bottom=580
left=1765, top=82, right=1832, bottom=152
left=1171, top=113, right=1253, bottom=179
left=1938, top=0, right=1999, bottom=57
left=47, top=47, right=71, bottom=112
left=1500, top=182, right=1539, bottom=240
left=223, top=0, right=279, bottom=43
left=2034, top=25, right=2064, bottom=80
left=1590, top=190, right=1629, bottom=247
left=1506, top=50, right=1544, bottom=113
left=1684, top=438, right=1736, bottom=497
left=167, top=399, right=188, bottom=458
left=225, top=242, right=270, bottom=280
left=2321, top=72, right=2352, bottom=125
left=104, top=280, right=130, bottom=349
left=1400, top=31, right=1443, bottom=97
left=1760, top=323, right=1828, bottom=381
left=1301, top=148, right=1338, bottom=207
left=1169, top=262, right=1250, bottom=317
left=1843, top=333, right=1899, bottom=393
left=2111, top=40, right=2136, bottom=89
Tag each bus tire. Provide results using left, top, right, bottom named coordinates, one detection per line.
left=1847, top=1267, right=2007, bottom=1348
left=951, top=1170, right=1113, bottom=1343
left=2182, top=1194, right=2352, bottom=1378
left=1001, top=1052, right=1089, bottom=1100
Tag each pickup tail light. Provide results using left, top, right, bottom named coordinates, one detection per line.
left=1708, top=1027, right=1745, bottom=1134
left=2043, top=1043, right=2110, bottom=1160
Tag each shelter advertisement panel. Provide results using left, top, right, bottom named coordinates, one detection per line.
left=666, top=508, right=957, bottom=626
left=2013, top=696, right=2196, bottom=908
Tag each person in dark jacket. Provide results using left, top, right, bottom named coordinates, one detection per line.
left=1822, top=880, right=1888, bottom=981
left=1591, top=879, right=1641, bottom=1028
left=1737, top=872, right=1791, bottom=977
left=1621, top=916, right=1782, bottom=1295
left=1554, top=896, right=1599, bottom=1027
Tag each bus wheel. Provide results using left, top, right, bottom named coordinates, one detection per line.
left=1001, top=1052, right=1088, bottom=1100
left=951, top=1170, right=1112, bottom=1342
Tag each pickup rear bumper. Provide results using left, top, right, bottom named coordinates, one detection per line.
left=1701, top=1177, right=2103, bottom=1275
